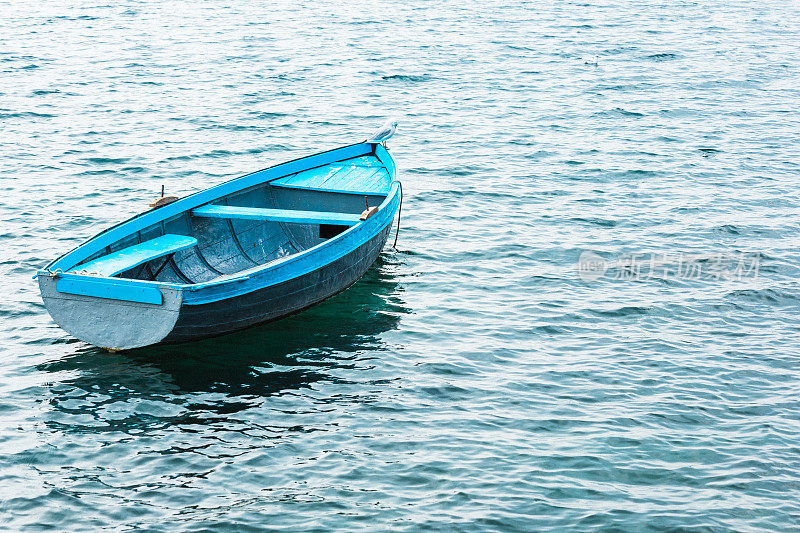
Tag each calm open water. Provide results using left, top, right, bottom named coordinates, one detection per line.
left=3, top=1, right=800, bottom=531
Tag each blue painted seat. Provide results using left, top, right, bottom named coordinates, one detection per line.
left=192, top=205, right=362, bottom=226
left=71, top=234, right=198, bottom=277
left=268, top=155, right=392, bottom=195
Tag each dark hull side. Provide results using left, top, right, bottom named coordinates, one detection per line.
left=161, top=223, right=393, bottom=344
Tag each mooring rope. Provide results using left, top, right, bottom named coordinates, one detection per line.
left=393, top=181, right=403, bottom=249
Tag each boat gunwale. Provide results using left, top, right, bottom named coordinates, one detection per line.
left=36, top=143, right=399, bottom=303
left=37, top=142, right=394, bottom=277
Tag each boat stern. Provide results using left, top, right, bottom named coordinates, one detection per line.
left=38, top=273, right=183, bottom=350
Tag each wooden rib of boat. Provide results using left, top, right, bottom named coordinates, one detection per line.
left=36, top=141, right=401, bottom=350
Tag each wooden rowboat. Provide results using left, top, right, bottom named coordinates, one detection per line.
left=36, top=140, right=401, bottom=350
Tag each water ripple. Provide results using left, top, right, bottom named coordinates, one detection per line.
left=2, top=0, right=800, bottom=530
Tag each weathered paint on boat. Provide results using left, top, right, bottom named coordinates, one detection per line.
left=36, top=142, right=401, bottom=350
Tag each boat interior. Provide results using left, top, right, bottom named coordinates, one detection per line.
left=69, top=153, right=391, bottom=284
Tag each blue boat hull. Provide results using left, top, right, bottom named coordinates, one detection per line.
left=163, top=223, right=392, bottom=344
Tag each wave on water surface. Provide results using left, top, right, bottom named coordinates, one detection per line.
left=2, top=0, right=800, bottom=530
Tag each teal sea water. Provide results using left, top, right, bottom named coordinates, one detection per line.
left=3, top=1, right=800, bottom=530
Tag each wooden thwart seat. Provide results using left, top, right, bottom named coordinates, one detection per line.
left=71, top=234, right=198, bottom=277
left=192, top=205, right=363, bottom=226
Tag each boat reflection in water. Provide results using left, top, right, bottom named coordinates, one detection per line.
left=36, top=257, right=407, bottom=434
